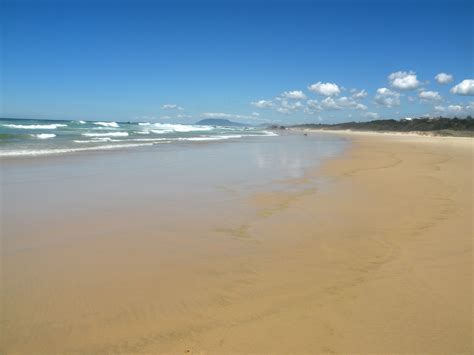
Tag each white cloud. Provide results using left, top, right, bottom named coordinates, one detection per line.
left=363, top=112, right=379, bottom=119
left=434, top=73, right=453, bottom=84
left=320, top=97, right=340, bottom=110
left=434, top=103, right=473, bottom=116
left=251, top=99, right=274, bottom=108
left=388, top=71, right=420, bottom=90
left=200, top=112, right=254, bottom=120
left=448, top=105, right=464, bottom=113
left=277, top=107, right=290, bottom=114
left=336, top=96, right=367, bottom=110
left=418, top=90, right=442, bottom=101
left=162, top=104, right=184, bottom=110
left=160, top=115, right=172, bottom=120
left=308, top=81, right=341, bottom=96
left=450, top=79, right=474, bottom=96
left=351, top=89, right=368, bottom=99
left=320, top=96, right=367, bottom=111
left=374, top=88, right=400, bottom=107
left=275, top=98, right=304, bottom=113
left=281, top=90, right=306, bottom=100
left=251, top=112, right=260, bottom=116
left=434, top=105, right=462, bottom=113
left=306, top=99, right=321, bottom=111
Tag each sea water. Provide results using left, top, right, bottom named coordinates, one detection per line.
left=0, top=118, right=278, bottom=157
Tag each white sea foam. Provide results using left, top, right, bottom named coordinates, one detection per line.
left=173, top=133, right=275, bottom=141
left=32, top=133, right=56, bottom=139
left=3, top=123, right=67, bottom=130
left=92, top=126, right=122, bottom=130
left=113, top=136, right=241, bottom=142
left=1, top=121, right=279, bottom=157
left=152, top=123, right=213, bottom=132
left=242, top=131, right=279, bottom=137
left=179, top=135, right=243, bottom=141
left=82, top=132, right=129, bottom=137
left=74, top=137, right=113, bottom=143
left=93, top=121, right=119, bottom=128
left=0, top=143, right=155, bottom=157
left=150, top=129, right=174, bottom=134
left=113, top=138, right=169, bottom=142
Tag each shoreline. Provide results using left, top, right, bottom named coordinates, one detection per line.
left=2, top=132, right=472, bottom=353
left=289, top=127, right=474, bottom=141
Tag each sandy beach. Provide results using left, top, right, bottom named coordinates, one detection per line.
left=1, top=132, right=472, bottom=354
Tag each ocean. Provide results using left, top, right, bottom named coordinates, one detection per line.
left=0, top=118, right=277, bottom=157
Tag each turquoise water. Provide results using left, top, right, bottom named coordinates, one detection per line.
left=0, top=118, right=277, bottom=157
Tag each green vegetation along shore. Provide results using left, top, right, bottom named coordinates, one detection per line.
left=286, top=117, right=474, bottom=137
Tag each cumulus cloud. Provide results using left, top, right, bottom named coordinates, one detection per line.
left=351, top=89, right=368, bottom=99
left=162, top=104, right=184, bottom=110
left=306, top=99, right=321, bottom=111
left=418, top=90, right=442, bottom=101
left=374, top=88, right=400, bottom=107
left=275, top=98, right=304, bottom=113
left=435, top=73, right=453, bottom=84
left=251, top=99, right=274, bottom=108
left=336, top=97, right=367, bottom=110
left=434, top=103, right=473, bottom=116
left=434, top=105, right=462, bottom=113
left=388, top=71, right=420, bottom=90
left=281, top=90, right=306, bottom=100
left=276, top=107, right=291, bottom=114
left=320, top=97, right=340, bottom=110
left=363, top=112, right=379, bottom=119
left=308, top=81, right=341, bottom=96
left=320, top=96, right=367, bottom=110
left=450, top=79, right=474, bottom=96
left=251, top=112, right=260, bottom=116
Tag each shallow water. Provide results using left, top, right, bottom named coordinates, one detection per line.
left=2, top=132, right=348, bottom=251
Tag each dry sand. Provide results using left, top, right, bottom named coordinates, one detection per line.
left=2, top=132, right=473, bottom=354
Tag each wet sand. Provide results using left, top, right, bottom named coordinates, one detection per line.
left=1, top=132, right=472, bottom=353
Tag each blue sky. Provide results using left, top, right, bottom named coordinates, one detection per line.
left=2, top=0, right=473, bottom=124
